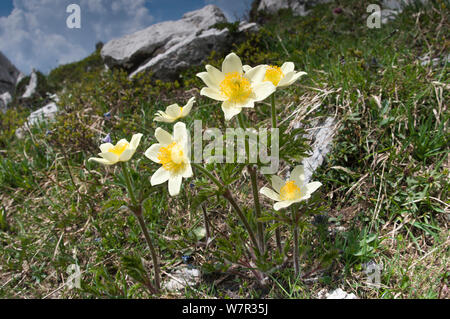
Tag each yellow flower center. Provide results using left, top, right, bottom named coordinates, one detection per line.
left=264, top=65, right=284, bottom=86
left=279, top=181, right=301, bottom=201
left=157, top=142, right=186, bottom=173
left=220, top=72, right=252, bottom=104
left=109, top=141, right=129, bottom=156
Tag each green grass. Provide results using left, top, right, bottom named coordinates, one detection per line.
left=0, top=0, right=448, bottom=299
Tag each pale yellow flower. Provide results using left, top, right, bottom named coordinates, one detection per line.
left=260, top=166, right=321, bottom=211
left=196, top=52, right=276, bottom=121
left=243, top=62, right=307, bottom=89
left=145, top=122, right=192, bottom=196
left=154, top=97, right=195, bottom=123
left=89, top=134, right=143, bottom=166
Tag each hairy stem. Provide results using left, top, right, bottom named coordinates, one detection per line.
left=121, top=162, right=161, bottom=293
left=237, top=113, right=265, bottom=254
left=249, top=166, right=265, bottom=254
left=192, top=163, right=261, bottom=255
left=201, top=204, right=211, bottom=242
left=292, top=209, right=300, bottom=277
left=271, top=93, right=282, bottom=254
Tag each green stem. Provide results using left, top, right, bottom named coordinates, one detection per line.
left=201, top=204, right=211, bottom=242
left=293, top=224, right=300, bottom=277
left=271, top=93, right=277, bottom=129
left=192, top=163, right=261, bottom=255
left=135, top=212, right=161, bottom=292
left=121, top=161, right=161, bottom=293
left=237, top=113, right=265, bottom=254
left=121, top=162, right=137, bottom=205
left=191, top=163, right=223, bottom=189
left=249, top=166, right=265, bottom=254
left=271, top=93, right=282, bottom=254
left=292, top=208, right=300, bottom=277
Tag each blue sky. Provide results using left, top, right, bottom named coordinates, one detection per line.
left=0, top=0, right=252, bottom=74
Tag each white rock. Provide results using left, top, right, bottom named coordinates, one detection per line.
left=258, top=0, right=331, bottom=17
left=130, top=21, right=258, bottom=79
left=0, top=92, right=12, bottom=113
left=15, top=102, right=59, bottom=139
left=0, top=51, right=21, bottom=95
left=102, top=5, right=227, bottom=71
left=325, top=288, right=358, bottom=299
left=238, top=21, right=260, bottom=33
left=22, top=71, right=38, bottom=99
left=16, top=72, right=26, bottom=86
left=418, top=54, right=448, bottom=67
left=379, top=9, right=399, bottom=24
left=382, top=0, right=428, bottom=11
left=164, top=267, right=201, bottom=291
left=297, top=117, right=336, bottom=183
left=103, top=5, right=259, bottom=80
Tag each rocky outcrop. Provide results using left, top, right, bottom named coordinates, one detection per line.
left=22, top=70, right=38, bottom=99
left=15, top=99, right=59, bottom=139
left=255, top=0, right=428, bottom=19
left=257, top=0, right=332, bottom=16
left=102, top=5, right=226, bottom=71
left=130, top=22, right=259, bottom=79
left=0, top=51, right=21, bottom=95
left=101, top=5, right=259, bottom=80
left=382, top=0, right=428, bottom=10
left=301, top=117, right=337, bottom=183
left=0, top=92, right=12, bottom=113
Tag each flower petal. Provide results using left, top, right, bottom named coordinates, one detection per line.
left=100, top=143, right=114, bottom=153
left=155, top=128, right=173, bottom=145
left=241, top=99, right=255, bottom=109
left=271, top=175, right=285, bottom=192
left=245, top=65, right=267, bottom=83
left=173, top=122, right=187, bottom=145
left=99, top=152, right=119, bottom=164
left=200, top=87, right=227, bottom=101
left=281, top=62, right=295, bottom=74
left=154, top=114, right=174, bottom=123
left=205, top=65, right=225, bottom=83
left=168, top=175, right=183, bottom=196
left=243, top=65, right=253, bottom=73
left=252, top=81, right=276, bottom=101
left=291, top=165, right=305, bottom=186
left=274, top=200, right=296, bottom=211
left=197, top=72, right=219, bottom=90
left=130, top=133, right=143, bottom=150
left=165, top=104, right=182, bottom=118
left=182, top=163, right=193, bottom=178
left=222, top=52, right=243, bottom=74
left=306, top=181, right=322, bottom=195
left=221, top=101, right=242, bottom=121
left=144, top=144, right=162, bottom=163
left=181, top=97, right=195, bottom=117
left=260, top=187, right=281, bottom=201
left=88, top=157, right=114, bottom=165
left=278, top=71, right=307, bottom=88
left=119, top=148, right=135, bottom=162
left=151, top=167, right=170, bottom=186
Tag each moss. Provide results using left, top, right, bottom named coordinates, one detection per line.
left=211, top=21, right=240, bottom=35
left=0, top=107, right=27, bottom=148
left=47, top=49, right=104, bottom=90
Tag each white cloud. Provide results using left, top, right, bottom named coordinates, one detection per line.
left=0, top=0, right=154, bottom=74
